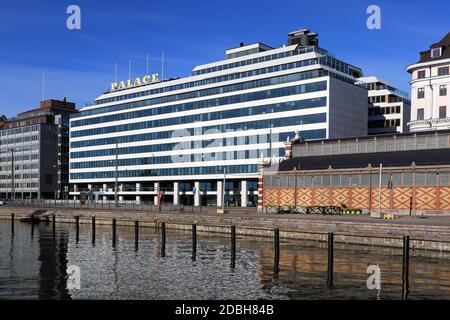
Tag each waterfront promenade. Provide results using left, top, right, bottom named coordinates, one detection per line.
left=2, top=204, right=450, bottom=252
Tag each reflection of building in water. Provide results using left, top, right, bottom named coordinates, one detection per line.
left=37, top=227, right=70, bottom=299
left=258, top=245, right=450, bottom=297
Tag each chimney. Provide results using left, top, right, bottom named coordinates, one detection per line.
left=240, top=42, right=244, bottom=47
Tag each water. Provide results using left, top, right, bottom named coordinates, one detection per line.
left=1, top=220, right=450, bottom=300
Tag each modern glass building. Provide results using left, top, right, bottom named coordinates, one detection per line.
left=69, top=29, right=368, bottom=207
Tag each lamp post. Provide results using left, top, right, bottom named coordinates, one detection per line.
left=9, top=149, right=15, bottom=201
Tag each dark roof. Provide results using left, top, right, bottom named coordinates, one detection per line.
left=278, top=149, right=450, bottom=171
left=416, top=32, right=450, bottom=64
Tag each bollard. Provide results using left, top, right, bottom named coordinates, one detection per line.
left=192, top=224, right=197, bottom=261
left=135, top=220, right=139, bottom=250
left=75, top=216, right=80, bottom=243
left=112, top=218, right=117, bottom=247
left=327, top=232, right=334, bottom=287
left=402, top=235, right=410, bottom=300
left=273, top=228, right=280, bottom=275
left=231, top=225, right=236, bottom=269
left=11, top=213, right=14, bottom=234
left=161, top=222, right=166, bottom=257
left=92, top=215, right=96, bottom=245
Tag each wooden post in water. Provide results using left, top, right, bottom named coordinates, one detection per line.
left=75, top=216, right=80, bottom=242
left=402, top=235, right=410, bottom=300
left=112, top=218, right=117, bottom=247
left=91, top=215, right=96, bottom=244
left=11, top=213, right=14, bottom=234
left=231, top=225, right=236, bottom=269
left=161, top=222, right=166, bottom=257
left=192, top=224, right=197, bottom=261
left=52, top=214, right=56, bottom=240
left=135, top=220, right=139, bottom=251
left=327, top=232, right=334, bottom=287
left=273, top=228, right=280, bottom=275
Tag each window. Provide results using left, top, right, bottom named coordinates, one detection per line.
left=438, top=66, right=449, bottom=76
left=440, top=85, right=448, bottom=96
left=417, top=108, right=424, bottom=120
left=417, top=88, right=425, bottom=99
left=431, top=47, right=442, bottom=58
left=439, top=106, right=447, bottom=119
left=417, top=70, right=426, bottom=79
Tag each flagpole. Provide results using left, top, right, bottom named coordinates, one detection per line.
left=378, top=163, right=382, bottom=213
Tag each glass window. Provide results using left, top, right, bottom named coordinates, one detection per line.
left=406, top=137, right=415, bottom=150
left=360, top=174, right=370, bottom=186
left=417, top=137, right=427, bottom=150
left=341, top=175, right=350, bottom=187
left=280, top=176, right=288, bottom=188
left=297, top=176, right=305, bottom=187
left=332, top=175, right=340, bottom=187
left=439, top=172, right=450, bottom=186
left=415, top=172, right=426, bottom=186
left=377, top=140, right=386, bottom=152
left=386, top=140, right=395, bottom=152
left=367, top=141, right=375, bottom=153
left=403, top=172, right=413, bottom=186
left=313, top=176, right=321, bottom=187
left=272, top=177, right=280, bottom=188
left=305, top=176, right=313, bottom=187
left=349, top=142, right=357, bottom=153
left=392, top=173, right=402, bottom=186
left=351, top=175, right=359, bottom=187
left=332, top=143, right=340, bottom=155
left=322, top=175, right=330, bottom=187
left=438, top=135, right=449, bottom=148
left=427, top=172, right=438, bottom=186
left=288, top=176, right=295, bottom=187
left=440, top=85, right=447, bottom=96
left=439, top=106, right=447, bottom=119
left=417, top=108, right=424, bottom=120
left=438, top=66, right=449, bottom=76
left=417, top=88, right=425, bottom=99
left=264, top=176, right=272, bottom=187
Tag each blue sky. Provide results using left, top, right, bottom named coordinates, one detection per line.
left=0, top=0, right=448, bottom=117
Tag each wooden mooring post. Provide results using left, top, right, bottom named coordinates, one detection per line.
left=11, top=213, right=14, bottom=234
left=192, top=224, right=197, bottom=261
left=161, top=222, right=166, bottom=257
left=135, top=220, right=139, bottom=251
left=327, top=232, right=334, bottom=287
left=112, top=218, right=117, bottom=247
left=402, top=235, right=410, bottom=300
left=231, top=225, right=236, bottom=269
left=274, top=228, right=280, bottom=276
left=91, top=215, right=96, bottom=244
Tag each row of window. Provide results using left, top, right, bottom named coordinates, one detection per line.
left=72, top=71, right=327, bottom=128
left=0, top=125, right=39, bottom=137
left=264, top=171, right=450, bottom=188
left=0, top=183, right=39, bottom=189
left=70, top=149, right=285, bottom=169
left=0, top=134, right=39, bottom=146
left=71, top=82, right=328, bottom=138
left=417, top=66, right=449, bottom=79
left=70, top=98, right=326, bottom=149
left=70, top=164, right=259, bottom=180
left=0, top=154, right=39, bottom=163
left=416, top=106, right=448, bottom=120
left=71, top=116, right=326, bottom=158
left=368, top=119, right=401, bottom=129
left=368, top=106, right=401, bottom=116
left=293, top=133, right=450, bottom=158
left=88, top=57, right=319, bottom=108
left=417, top=85, right=447, bottom=98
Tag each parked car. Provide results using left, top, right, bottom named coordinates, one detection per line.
left=0, top=200, right=7, bottom=206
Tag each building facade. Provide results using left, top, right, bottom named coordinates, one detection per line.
left=0, top=99, right=77, bottom=200
left=407, top=32, right=450, bottom=132
left=357, top=76, right=410, bottom=134
left=69, top=29, right=369, bottom=207
left=260, top=130, right=450, bottom=215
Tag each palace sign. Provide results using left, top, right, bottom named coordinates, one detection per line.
left=111, top=73, right=159, bottom=91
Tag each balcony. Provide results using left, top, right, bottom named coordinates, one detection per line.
left=408, top=117, right=450, bottom=132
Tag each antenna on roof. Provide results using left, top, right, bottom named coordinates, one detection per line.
left=41, top=72, right=45, bottom=101
left=146, top=54, right=149, bottom=75
left=114, top=62, right=117, bottom=83
left=128, top=60, right=132, bottom=80
left=161, top=50, right=165, bottom=81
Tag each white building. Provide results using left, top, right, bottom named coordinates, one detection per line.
left=357, top=76, right=410, bottom=134
left=407, top=32, right=450, bottom=132
left=69, top=29, right=368, bottom=207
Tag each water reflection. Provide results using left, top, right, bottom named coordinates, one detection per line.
left=0, top=221, right=450, bottom=300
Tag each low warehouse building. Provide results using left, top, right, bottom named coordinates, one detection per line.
left=259, top=130, right=450, bottom=215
